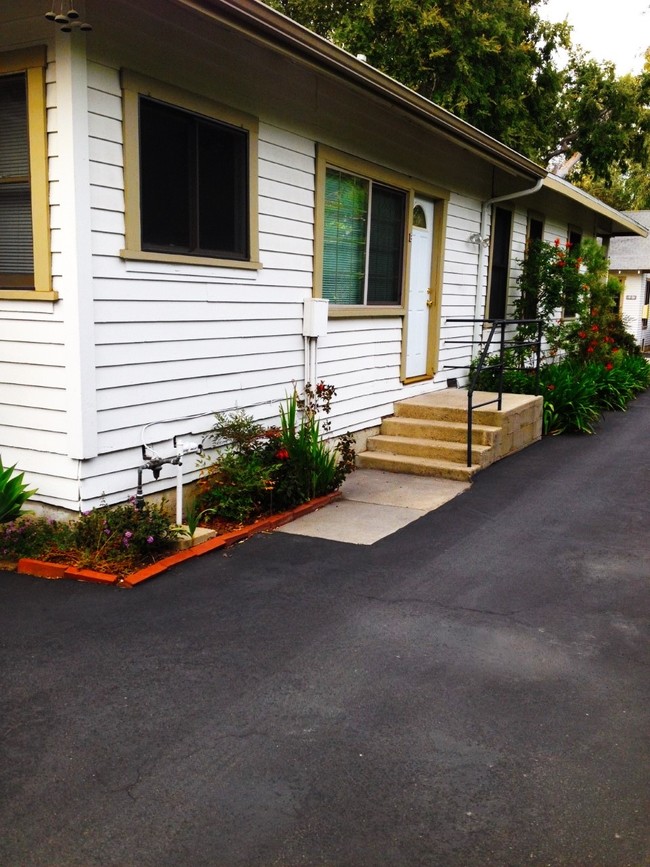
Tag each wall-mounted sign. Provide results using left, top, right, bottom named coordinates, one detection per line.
left=626, top=295, right=637, bottom=300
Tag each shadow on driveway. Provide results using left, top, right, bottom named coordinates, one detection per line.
left=1, top=392, right=649, bottom=866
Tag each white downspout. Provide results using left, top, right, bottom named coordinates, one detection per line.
left=472, top=177, right=545, bottom=350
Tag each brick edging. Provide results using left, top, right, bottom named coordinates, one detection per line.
left=16, top=491, right=342, bottom=589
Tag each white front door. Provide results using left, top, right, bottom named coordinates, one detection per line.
left=404, top=197, right=435, bottom=379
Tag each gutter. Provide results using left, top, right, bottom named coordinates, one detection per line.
left=172, top=0, right=545, bottom=181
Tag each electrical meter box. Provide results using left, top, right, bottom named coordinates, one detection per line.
left=303, top=298, right=329, bottom=337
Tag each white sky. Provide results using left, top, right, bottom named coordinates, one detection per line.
left=539, top=0, right=648, bottom=74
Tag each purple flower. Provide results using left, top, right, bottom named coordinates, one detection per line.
left=124, top=531, right=133, bottom=539
left=146, top=536, right=154, bottom=544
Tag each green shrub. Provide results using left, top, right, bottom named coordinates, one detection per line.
left=539, top=362, right=601, bottom=435
left=618, top=354, right=650, bottom=391
left=0, top=499, right=180, bottom=576
left=0, top=458, right=37, bottom=523
left=197, top=384, right=356, bottom=522
left=196, top=448, right=275, bottom=524
left=469, top=350, right=537, bottom=394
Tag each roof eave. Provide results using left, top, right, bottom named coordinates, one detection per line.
left=172, top=0, right=546, bottom=180
left=544, top=175, right=649, bottom=238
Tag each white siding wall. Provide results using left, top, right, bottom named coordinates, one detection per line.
left=0, top=55, right=83, bottom=508
left=79, top=63, right=318, bottom=506
left=619, top=273, right=650, bottom=349
left=3, top=51, right=595, bottom=512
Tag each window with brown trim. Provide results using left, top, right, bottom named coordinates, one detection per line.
left=0, top=47, right=52, bottom=299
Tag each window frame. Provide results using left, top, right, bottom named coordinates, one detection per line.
left=0, top=47, right=54, bottom=301
left=121, top=70, right=260, bottom=270
left=315, top=145, right=448, bottom=319
left=486, top=205, right=513, bottom=321
left=562, top=225, right=583, bottom=318
left=521, top=211, right=545, bottom=319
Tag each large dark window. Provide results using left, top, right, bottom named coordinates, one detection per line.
left=139, top=97, right=249, bottom=259
left=522, top=216, right=544, bottom=319
left=488, top=206, right=513, bottom=320
left=563, top=228, right=583, bottom=317
left=323, top=167, right=406, bottom=305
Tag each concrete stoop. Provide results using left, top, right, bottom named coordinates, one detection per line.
left=357, top=388, right=543, bottom=481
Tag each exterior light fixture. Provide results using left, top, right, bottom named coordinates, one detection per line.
left=44, top=1, right=92, bottom=32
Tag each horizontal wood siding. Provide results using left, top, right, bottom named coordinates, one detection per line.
left=0, top=54, right=79, bottom=506
left=80, top=61, right=317, bottom=505
left=437, top=194, right=484, bottom=382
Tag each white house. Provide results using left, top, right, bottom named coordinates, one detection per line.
left=0, top=0, right=645, bottom=514
left=609, top=211, right=650, bottom=351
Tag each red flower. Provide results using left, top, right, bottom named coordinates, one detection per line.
left=591, top=324, right=599, bottom=332
left=587, top=347, right=594, bottom=353
left=275, top=448, right=289, bottom=460
left=612, top=347, right=619, bottom=354
left=316, top=381, right=326, bottom=394
left=605, top=363, right=613, bottom=370
left=554, top=238, right=561, bottom=247
left=547, top=384, right=555, bottom=391
left=578, top=331, right=587, bottom=339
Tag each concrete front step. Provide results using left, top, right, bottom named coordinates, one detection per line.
left=381, top=415, right=501, bottom=447
left=357, top=450, right=480, bottom=481
left=355, top=389, right=543, bottom=482
left=367, top=434, right=492, bottom=467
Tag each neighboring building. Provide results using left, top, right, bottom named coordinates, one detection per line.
left=0, top=0, right=645, bottom=513
left=609, top=211, right=650, bottom=351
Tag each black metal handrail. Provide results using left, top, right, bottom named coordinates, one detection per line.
left=445, top=318, right=543, bottom=466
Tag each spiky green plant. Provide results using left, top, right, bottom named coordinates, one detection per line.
left=0, top=458, right=37, bottom=523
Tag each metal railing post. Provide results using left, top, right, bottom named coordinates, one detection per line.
left=443, top=317, right=543, bottom=468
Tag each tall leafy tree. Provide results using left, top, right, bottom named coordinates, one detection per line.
left=266, top=0, right=650, bottom=185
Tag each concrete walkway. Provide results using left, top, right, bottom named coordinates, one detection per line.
left=278, top=469, right=469, bottom=544
left=1, top=392, right=649, bottom=866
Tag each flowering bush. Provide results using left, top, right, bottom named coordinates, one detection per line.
left=1, top=499, right=180, bottom=576
left=196, top=383, right=355, bottom=524
left=515, top=237, right=584, bottom=329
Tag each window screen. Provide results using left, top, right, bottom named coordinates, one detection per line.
left=0, top=74, right=34, bottom=277
left=323, top=167, right=405, bottom=306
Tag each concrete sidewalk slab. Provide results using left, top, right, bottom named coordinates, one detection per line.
left=277, top=469, right=469, bottom=543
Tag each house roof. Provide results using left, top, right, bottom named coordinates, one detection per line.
left=543, top=177, right=649, bottom=239
left=608, top=212, right=650, bottom=270
left=170, top=0, right=646, bottom=239
left=172, top=0, right=546, bottom=180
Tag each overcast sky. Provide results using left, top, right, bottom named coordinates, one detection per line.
left=539, top=0, right=648, bottom=74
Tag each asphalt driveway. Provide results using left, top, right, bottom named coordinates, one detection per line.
left=1, top=392, right=649, bottom=866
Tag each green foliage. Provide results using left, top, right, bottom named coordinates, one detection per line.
left=539, top=363, right=601, bottom=435
left=210, top=410, right=265, bottom=452
left=469, top=350, right=538, bottom=394
left=182, top=499, right=219, bottom=538
left=265, top=0, right=650, bottom=185
left=196, top=383, right=356, bottom=524
left=0, top=499, right=180, bottom=576
left=576, top=163, right=650, bottom=212
left=268, top=0, right=568, bottom=159
left=197, top=448, right=276, bottom=524
left=0, top=457, right=37, bottom=523
left=618, top=354, right=650, bottom=390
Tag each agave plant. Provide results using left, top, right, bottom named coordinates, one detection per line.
left=0, top=457, right=37, bottom=523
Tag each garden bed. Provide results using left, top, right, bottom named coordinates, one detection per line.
left=9, top=492, right=340, bottom=589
